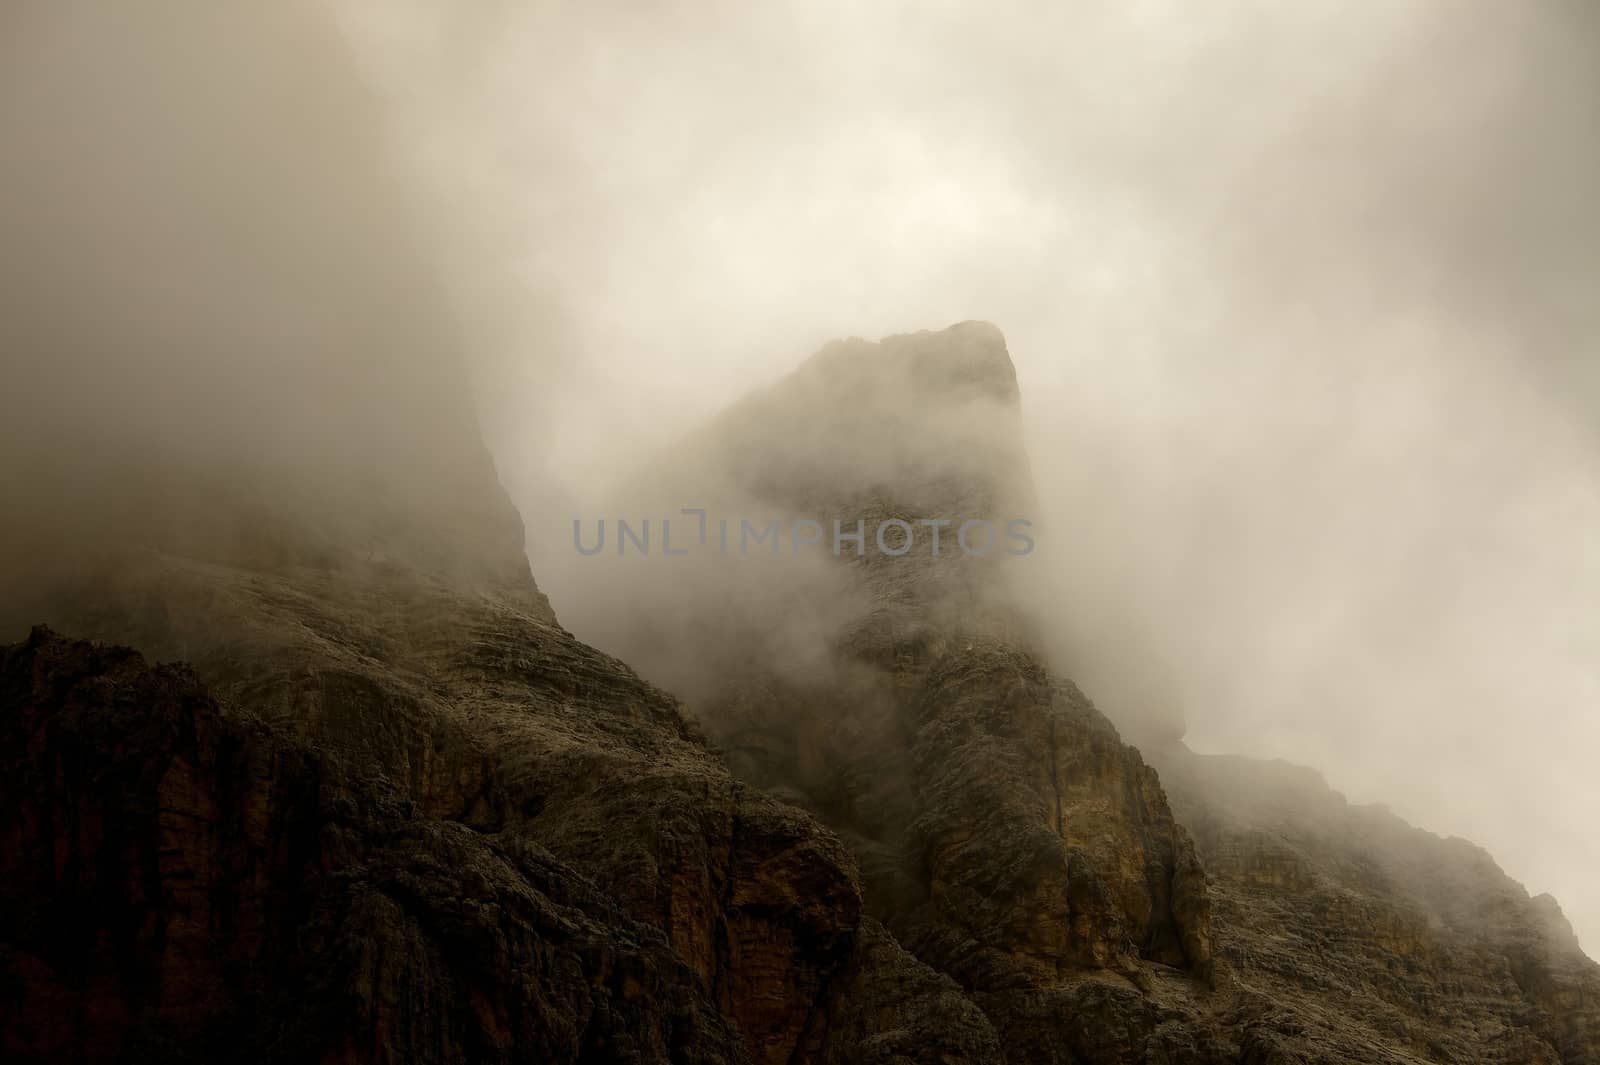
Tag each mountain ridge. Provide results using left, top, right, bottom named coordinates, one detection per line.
left=554, top=320, right=1600, bottom=1063
left=2, top=322, right=1595, bottom=1063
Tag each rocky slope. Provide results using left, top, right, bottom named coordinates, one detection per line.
left=3, top=322, right=1596, bottom=1064
left=564, top=321, right=1600, bottom=1064
left=0, top=539, right=995, bottom=1062
left=1151, top=743, right=1600, bottom=1064
left=569, top=324, right=1225, bottom=1062
left=3, top=624, right=752, bottom=1063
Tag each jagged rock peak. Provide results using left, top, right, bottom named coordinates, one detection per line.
left=674, top=321, right=1035, bottom=535
left=796, top=320, right=1021, bottom=408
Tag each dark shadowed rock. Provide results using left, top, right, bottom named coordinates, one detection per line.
left=573, top=323, right=1219, bottom=1056
left=1150, top=742, right=1600, bottom=1064
left=1, top=626, right=748, bottom=1063
left=1, top=599, right=996, bottom=1064
left=561, top=321, right=1600, bottom=1064
left=0, top=322, right=1003, bottom=1064
left=4, top=315, right=1596, bottom=1064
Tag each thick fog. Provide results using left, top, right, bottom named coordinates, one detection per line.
left=340, top=1, right=1599, bottom=953
left=3, top=2, right=1595, bottom=956
left=1, top=3, right=533, bottom=608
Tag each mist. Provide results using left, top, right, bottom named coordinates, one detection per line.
left=340, top=1, right=1600, bottom=954
left=1, top=2, right=534, bottom=612
left=3, top=0, right=1595, bottom=960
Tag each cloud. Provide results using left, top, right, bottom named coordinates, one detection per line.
left=7, top=0, right=1595, bottom=954
left=343, top=0, right=1598, bottom=951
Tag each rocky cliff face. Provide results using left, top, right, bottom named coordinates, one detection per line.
left=569, top=324, right=1219, bottom=1062
left=559, top=322, right=1600, bottom=1064
left=1151, top=743, right=1600, bottom=1064
left=3, top=625, right=752, bottom=1063
left=0, top=557, right=992, bottom=1062
left=3, top=321, right=1596, bottom=1064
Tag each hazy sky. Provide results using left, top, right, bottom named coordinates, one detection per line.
left=339, top=2, right=1595, bottom=955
